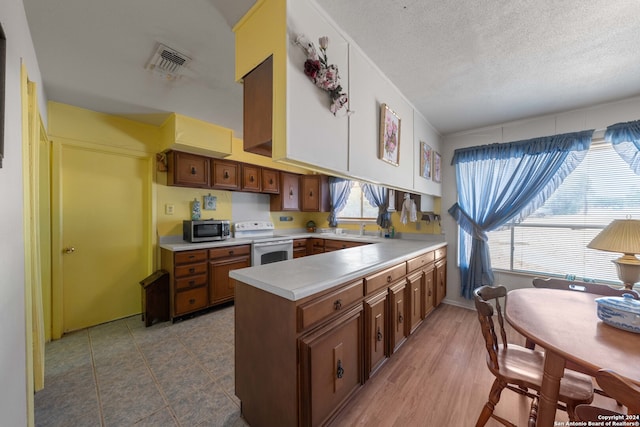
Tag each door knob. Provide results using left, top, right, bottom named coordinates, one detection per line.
left=64, top=247, right=75, bottom=254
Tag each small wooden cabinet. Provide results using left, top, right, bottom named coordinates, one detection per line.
left=301, top=175, right=330, bottom=212
left=241, top=164, right=261, bottom=192
left=270, top=171, right=300, bottom=211
left=435, top=256, right=447, bottom=306
left=261, top=167, right=280, bottom=194
left=208, top=245, right=250, bottom=305
left=388, top=280, right=408, bottom=354
left=364, top=289, right=388, bottom=378
left=406, top=270, right=423, bottom=334
left=166, top=151, right=210, bottom=188
left=161, top=244, right=250, bottom=321
left=212, top=159, right=240, bottom=190
left=324, top=239, right=368, bottom=252
left=423, top=263, right=436, bottom=317
left=243, top=55, right=273, bottom=157
left=293, top=238, right=308, bottom=258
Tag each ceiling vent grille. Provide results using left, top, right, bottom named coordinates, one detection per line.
left=145, top=43, right=191, bottom=80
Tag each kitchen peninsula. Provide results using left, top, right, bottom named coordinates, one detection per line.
left=230, top=239, right=447, bottom=427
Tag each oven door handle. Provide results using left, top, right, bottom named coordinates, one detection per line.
left=253, top=239, right=293, bottom=248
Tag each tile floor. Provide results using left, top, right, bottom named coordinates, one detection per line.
left=35, top=304, right=248, bottom=427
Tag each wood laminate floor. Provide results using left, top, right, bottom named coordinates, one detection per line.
left=35, top=302, right=613, bottom=426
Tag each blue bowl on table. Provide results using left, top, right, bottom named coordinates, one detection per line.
left=595, top=294, right=640, bottom=333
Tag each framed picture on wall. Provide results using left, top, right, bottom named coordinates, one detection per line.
left=379, top=103, right=401, bottom=166
left=420, top=141, right=432, bottom=179
left=433, top=151, right=442, bottom=183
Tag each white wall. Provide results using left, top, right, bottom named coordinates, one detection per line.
left=441, top=96, right=640, bottom=309
left=0, top=1, right=46, bottom=425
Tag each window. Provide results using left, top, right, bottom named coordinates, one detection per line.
left=338, top=181, right=378, bottom=219
left=488, top=143, right=640, bottom=283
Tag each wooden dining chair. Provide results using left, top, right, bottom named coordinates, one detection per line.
left=576, top=369, right=640, bottom=419
left=473, top=285, right=594, bottom=426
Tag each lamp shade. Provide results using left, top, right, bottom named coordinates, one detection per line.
left=587, top=219, right=640, bottom=255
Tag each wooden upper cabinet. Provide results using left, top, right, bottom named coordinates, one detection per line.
left=301, top=175, right=330, bottom=212
left=241, top=164, right=261, bottom=192
left=261, top=167, right=280, bottom=194
left=167, top=151, right=210, bottom=188
left=243, top=55, right=273, bottom=157
left=212, top=159, right=240, bottom=190
left=270, top=171, right=300, bottom=211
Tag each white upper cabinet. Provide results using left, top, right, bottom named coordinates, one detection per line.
left=348, top=46, right=414, bottom=189
left=286, top=0, right=349, bottom=173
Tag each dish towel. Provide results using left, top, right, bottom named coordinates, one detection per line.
left=400, top=198, right=418, bottom=224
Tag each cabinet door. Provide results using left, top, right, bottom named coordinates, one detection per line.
left=388, top=280, right=407, bottom=354
left=293, top=238, right=307, bottom=258
left=435, top=258, right=447, bottom=306
left=301, top=175, right=330, bottom=212
left=167, top=151, right=210, bottom=188
left=243, top=55, right=273, bottom=157
left=208, top=255, right=250, bottom=304
left=261, top=167, right=280, bottom=194
left=270, top=172, right=300, bottom=211
left=299, top=305, right=363, bottom=427
left=423, top=264, right=435, bottom=317
left=212, top=159, right=240, bottom=190
left=365, top=290, right=387, bottom=378
left=407, top=271, right=423, bottom=334
left=241, top=164, right=261, bottom=192
left=309, top=238, right=325, bottom=254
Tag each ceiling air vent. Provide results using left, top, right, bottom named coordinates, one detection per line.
left=145, top=43, right=191, bottom=80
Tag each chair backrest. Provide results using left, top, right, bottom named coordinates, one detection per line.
left=532, top=277, right=640, bottom=299
left=473, top=285, right=509, bottom=370
left=595, top=370, right=640, bottom=415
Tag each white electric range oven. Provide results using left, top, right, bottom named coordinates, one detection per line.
left=234, top=221, right=293, bottom=266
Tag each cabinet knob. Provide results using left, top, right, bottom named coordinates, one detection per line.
left=398, top=313, right=404, bottom=323
left=289, top=187, right=294, bottom=198
left=309, top=190, right=313, bottom=197
left=333, top=299, right=342, bottom=310
left=377, top=327, right=383, bottom=342
left=189, top=298, right=196, bottom=305
left=269, top=178, right=274, bottom=185
left=386, top=275, right=392, bottom=283
left=189, top=280, right=196, bottom=287
left=249, top=175, right=255, bottom=182
left=224, top=170, right=230, bottom=179
left=336, top=360, right=344, bottom=379
left=64, top=247, right=76, bottom=254
left=189, top=268, right=196, bottom=274
left=190, top=166, right=197, bottom=175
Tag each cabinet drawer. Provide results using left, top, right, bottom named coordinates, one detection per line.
left=209, top=245, right=251, bottom=259
left=298, top=280, right=364, bottom=332
left=175, top=273, right=207, bottom=291
left=175, top=286, right=208, bottom=315
left=175, top=250, right=208, bottom=265
left=365, top=263, right=407, bottom=294
left=407, top=251, right=435, bottom=272
left=324, top=239, right=365, bottom=251
left=293, top=239, right=307, bottom=248
left=435, top=246, right=447, bottom=260
left=174, top=262, right=207, bottom=278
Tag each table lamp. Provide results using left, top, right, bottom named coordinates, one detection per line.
left=587, top=219, right=640, bottom=290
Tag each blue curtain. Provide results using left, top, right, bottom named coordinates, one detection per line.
left=327, top=177, right=352, bottom=227
left=361, top=183, right=391, bottom=228
left=605, top=119, right=640, bottom=174
left=448, top=130, right=593, bottom=299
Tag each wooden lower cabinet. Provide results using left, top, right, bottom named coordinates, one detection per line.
left=161, top=245, right=249, bottom=320
left=234, top=245, right=447, bottom=427
left=388, top=280, right=408, bottom=354
left=309, top=238, right=325, bottom=254
left=423, top=264, right=436, bottom=317
left=208, top=246, right=250, bottom=305
left=293, top=238, right=308, bottom=258
left=299, top=305, right=364, bottom=427
left=364, top=289, right=388, bottom=378
left=407, top=270, right=423, bottom=334
left=435, top=254, right=447, bottom=306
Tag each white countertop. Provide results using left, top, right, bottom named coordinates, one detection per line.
left=229, top=239, right=446, bottom=301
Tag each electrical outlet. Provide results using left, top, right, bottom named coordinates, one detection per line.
left=165, top=204, right=174, bottom=215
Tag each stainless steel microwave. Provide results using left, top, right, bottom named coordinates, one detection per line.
left=183, top=220, right=230, bottom=243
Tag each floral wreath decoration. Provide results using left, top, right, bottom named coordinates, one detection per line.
left=295, top=34, right=351, bottom=116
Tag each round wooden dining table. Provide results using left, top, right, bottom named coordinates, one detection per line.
left=505, top=288, right=640, bottom=427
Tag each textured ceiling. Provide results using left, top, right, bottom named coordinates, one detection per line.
left=23, top=0, right=640, bottom=137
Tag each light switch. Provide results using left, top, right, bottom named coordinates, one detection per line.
left=165, top=204, right=174, bottom=215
